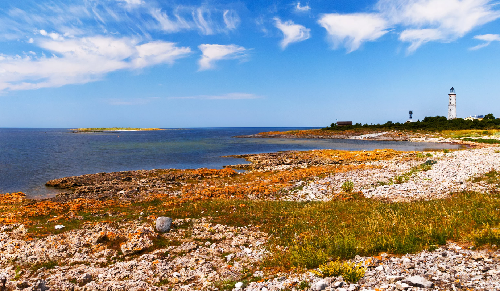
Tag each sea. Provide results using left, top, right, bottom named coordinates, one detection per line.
left=0, top=128, right=463, bottom=198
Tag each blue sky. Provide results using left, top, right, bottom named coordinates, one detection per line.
left=0, top=0, right=500, bottom=128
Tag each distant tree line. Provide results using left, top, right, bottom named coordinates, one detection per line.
left=323, top=114, right=499, bottom=131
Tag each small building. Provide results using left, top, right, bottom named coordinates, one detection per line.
left=464, top=115, right=484, bottom=121
left=336, top=121, right=353, bottom=126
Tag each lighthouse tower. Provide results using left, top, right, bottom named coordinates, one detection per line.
left=448, top=87, right=456, bottom=120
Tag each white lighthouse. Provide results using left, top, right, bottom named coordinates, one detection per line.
left=448, top=87, right=456, bottom=120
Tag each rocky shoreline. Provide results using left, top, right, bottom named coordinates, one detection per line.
left=235, top=130, right=413, bottom=141
left=2, top=134, right=500, bottom=290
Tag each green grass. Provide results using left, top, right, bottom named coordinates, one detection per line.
left=462, top=138, right=500, bottom=144
left=17, top=190, right=500, bottom=271
left=7, top=170, right=500, bottom=273
left=146, top=190, right=500, bottom=270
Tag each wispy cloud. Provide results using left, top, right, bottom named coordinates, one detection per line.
left=150, top=8, right=191, bottom=33
left=169, top=93, right=261, bottom=100
left=0, top=36, right=191, bottom=92
left=274, top=18, right=311, bottom=49
left=198, top=44, right=248, bottom=70
left=0, top=1, right=241, bottom=42
left=470, top=33, right=500, bottom=50
left=151, top=6, right=240, bottom=35
left=223, top=10, right=240, bottom=30
left=318, top=13, right=389, bottom=53
left=294, top=2, right=311, bottom=13
left=193, top=7, right=214, bottom=35
left=0, top=1, right=249, bottom=92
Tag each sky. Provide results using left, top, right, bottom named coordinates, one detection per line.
left=0, top=0, right=500, bottom=128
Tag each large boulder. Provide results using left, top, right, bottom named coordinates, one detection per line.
left=156, top=217, right=172, bottom=233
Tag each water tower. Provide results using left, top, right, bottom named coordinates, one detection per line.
left=448, top=87, right=456, bottom=120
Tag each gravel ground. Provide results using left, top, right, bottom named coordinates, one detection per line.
left=287, top=146, right=500, bottom=202
left=3, top=221, right=500, bottom=290
left=0, top=219, right=268, bottom=290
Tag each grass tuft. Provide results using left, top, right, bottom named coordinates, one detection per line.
left=341, top=180, right=354, bottom=193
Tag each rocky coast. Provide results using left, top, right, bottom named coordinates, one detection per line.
left=2, top=132, right=500, bottom=290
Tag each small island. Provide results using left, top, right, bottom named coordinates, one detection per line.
left=71, top=127, right=164, bottom=132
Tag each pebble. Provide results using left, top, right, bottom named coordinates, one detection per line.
left=402, top=275, right=433, bottom=288
left=311, top=279, right=328, bottom=290
left=235, top=281, right=244, bottom=289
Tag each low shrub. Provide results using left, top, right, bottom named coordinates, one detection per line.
left=323, top=115, right=500, bottom=132
left=317, top=260, right=366, bottom=283
left=472, top=227, right=500, bottom=247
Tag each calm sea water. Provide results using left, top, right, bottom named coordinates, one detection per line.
left=0, top=128, right=463, bottom=198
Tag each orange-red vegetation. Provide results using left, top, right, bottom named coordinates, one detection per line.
left=1, top=149, right=415, bottom=228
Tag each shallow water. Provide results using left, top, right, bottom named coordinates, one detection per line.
left=0, top=128, right=463, bottom=198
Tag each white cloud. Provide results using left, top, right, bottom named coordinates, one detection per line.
left=198, top=44, right=248, bottom=71
left=223, top=10, right=240, bottom=30
left=474, top=34, right=500, bottom=42
left=470, top=33, right=500, bottom=50
left=39, top=30, right=48, bottom=36
left=315, top=0, right=500, bottom=53
left=48, top=32, right=63, bottom=41
left=318, top=13, right=389, bottom=53
left=274, top=18, right=311, bottom=49
left=0, top=37, right=191, bottom=92
left=399, top=28, right=443, bottom=52
left=169, top=93, right=260, bottom=100
left=295, top=2, right=311, bottom=12
left=377, top=0, right=500, bottom=52
left=132, top=41, right=192, bottom=68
